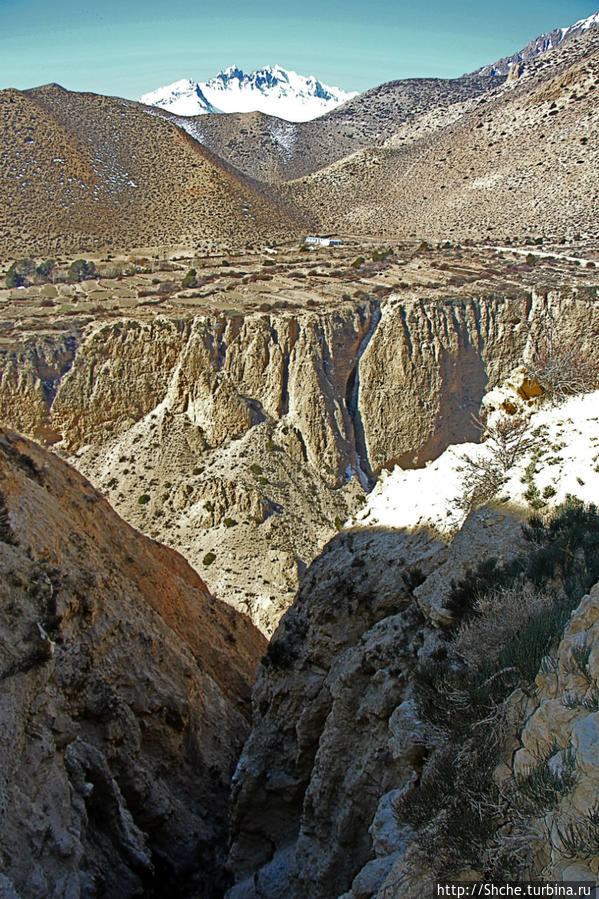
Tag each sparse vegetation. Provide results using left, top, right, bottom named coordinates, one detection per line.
left=458, top=413, right=535, bottom=511
left=513, top=747, right=578, bottom=816
left=554, top=804, right=599, bottom=860
left=395, top=499, right=599, bottom=881
left=525, top=310, right=599, bottom=401
left=181, top=268, right=197, bottom=289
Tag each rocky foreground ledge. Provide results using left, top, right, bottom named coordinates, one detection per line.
left=0, top=428, right=265, bottom=897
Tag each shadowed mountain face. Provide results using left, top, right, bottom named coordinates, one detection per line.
left=0, top=84, right=302, bottom=258
left=0, top=427, right=266, bottom=897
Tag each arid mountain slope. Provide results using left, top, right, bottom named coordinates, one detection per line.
left=0, top=427, right=265, bottom=896
left=162, top=74, right=501, bottom=183
left=0, top=84, right=301, bottom=258
left=285, top=29, right=599, bottom=242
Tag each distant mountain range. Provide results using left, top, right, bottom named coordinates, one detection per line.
left=1, top=8, right=599, bottom=256
left=140, top=65, right=358, bottom=122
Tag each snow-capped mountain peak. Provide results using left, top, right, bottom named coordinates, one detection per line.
left=562, top=9, right=599, bottom=37
left=140, top=65, right=357, bottom=122
left=477, top=7, right=599, bottom=77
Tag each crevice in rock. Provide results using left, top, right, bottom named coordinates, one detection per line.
left=346, top=300, right=381, bottom=489
left=280, top=351, right=290, bottom=417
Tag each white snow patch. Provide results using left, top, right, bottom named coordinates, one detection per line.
left=351, top=391, right=599, bottom=537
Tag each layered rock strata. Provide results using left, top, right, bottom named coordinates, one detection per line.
left=0, top=291, right=597, bottom=630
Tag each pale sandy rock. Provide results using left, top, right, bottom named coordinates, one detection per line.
left=482, top=364, right=544, bottom=417
left=503, top=577, right=599, bottom=879
left=227, top=527, right=445, bottom=896
left=572, top=713, right=599, bottom=781
left=388, top=693, right=437, bottom=764
left=368, top=790, right=411, bottom=857
left=560, top=863, right=597, bottom=884
left=1, top=289, right=597, bottom=638
left=520, top=699, right=586, bottom=758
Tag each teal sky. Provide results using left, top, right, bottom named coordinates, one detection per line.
left=0, top=1, right=597, bottom=97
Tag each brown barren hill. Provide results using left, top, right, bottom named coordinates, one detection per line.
left=0, top=426, right=266, bottom=896
left=0, top=84, right=301, bottom=258
left=284, top=28, right=599, bottom=243
left=157, top=73, right=501, bottom=183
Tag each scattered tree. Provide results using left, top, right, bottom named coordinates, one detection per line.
left=36, top=259, right=55, bottom=281
left=68, top=259, right=97, bottom=283
left=5, top=258, right=35, bottom=288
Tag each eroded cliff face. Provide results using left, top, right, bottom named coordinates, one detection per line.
left=357, top=290, right=599, bottom=470
left=1, top=290, right=597, bottom=632
left=0, top=428, right=265, bottom=897
left=226, top=509, right=523, bottom=897
left=227, top=376, right=599, bottom=896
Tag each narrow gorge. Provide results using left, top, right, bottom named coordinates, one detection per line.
left=3, top=281, right=597, bottom=635
left=1, top=249, right=599, bottom=897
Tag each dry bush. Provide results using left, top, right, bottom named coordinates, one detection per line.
left=525, top=312, right=599, bottom=401
left=452, top=582, right=553, bottom=673
left=458, top=413, right=535, bottom=511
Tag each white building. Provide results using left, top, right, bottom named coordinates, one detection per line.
left=305, top=236, right=343, bottom=247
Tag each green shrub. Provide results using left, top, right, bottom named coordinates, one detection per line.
left=36, top=259, right=55, bottom=280
left=5, top=258, right=35, bottom=288
left=514, top=748, right=577, bottom=815
left=68, top=259, right=97, bottom=282
left=181, top=268, right=197, bottom=289
left=397, top=499, right=599, bottom=880
left=138, top=494, right=150, bottom=505
left=223, top=517, right=237, bottom=528
left=554, top=804, right=599, bottom=859
left=202, top=552, right=216, bottom=566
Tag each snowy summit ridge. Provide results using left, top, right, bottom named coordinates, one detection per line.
left=140, top=65, right=357, bottom=122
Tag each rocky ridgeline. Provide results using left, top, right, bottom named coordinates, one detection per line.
left=1, top=289, right=598, bottom=632
left=0, top=428, right=265, bottom=896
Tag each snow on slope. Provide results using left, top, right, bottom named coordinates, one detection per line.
left=477, top=8, right=599, bottom=76
left=351, top=390, right=599, bottom=537
left=562, top=9, right=599, bottom=37
left=140, top=65, right=357, bottom=122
